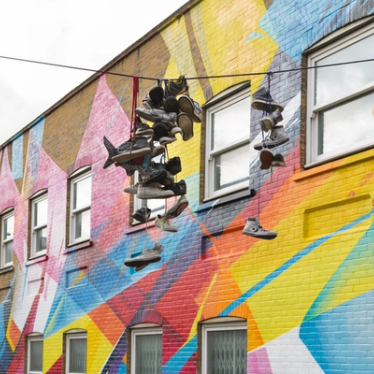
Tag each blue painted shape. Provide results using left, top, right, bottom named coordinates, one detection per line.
left=11, top=134, right=23, bottom=179
left=28, top=117, right=45, bottom=180
left=163, top=336, right=197, bottom=374
left=300, top=288, right=374, bottom=374
left=261, top=0, right=360, bottom=61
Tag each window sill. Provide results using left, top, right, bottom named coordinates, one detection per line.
left=26, top=255, right=48, bottom=266
left=198, top=188, right=256, bottom=213
left=0, top=265, right=14, bottom=274
left=296, top=148, right=374, bottom=182
left=65, top=240, right=93, bottom=254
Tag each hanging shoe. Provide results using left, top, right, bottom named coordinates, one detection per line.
left=124, top=243, right=164, bottom=267
left=137, top=184, right=175, bottom=199
left=134, top=244, right=164, bottom=271
left=272, top=154, right=286, bottom=167
left=242, top=218, right=277, bottom=240
left=159, top=134, right=177, bottom=145
left=253, top=125, right=289, bottom=151
left=135, top=108, right=177, bottom=127
left=252, top=87, right=284, bottom=113
left=260, top=149, right=274, bottom=170
left=111, top=137, right=152, bottom=163
left=162, top=180, right=187, bottom=196
left=164, top=96, right=179, bottom=113
left=167, top=76, right=189, bottom=97
left=155, top=215, right=178, bottom=232
left=152, top=122, right=170, bottom=141
left=123, top=183, right=140, bottom=194
left=165, top=157, right=182, bottom=175
left=177, top=112, right=194, bottom=141
left=260, top=108, right=283, bottom=132
left=149, top=86, right=165, bottom=106
left=135, top=116, right=154, bottom=136
left=166, top=195, right=189, bottom=219
left=132, top=207, right=151, bottom=223
left=178, top=95, right=202, bottom=123
left=142, top=168, right=174, bottom=186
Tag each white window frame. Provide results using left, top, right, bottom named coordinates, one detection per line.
left=69, top=170, right=91, bottom=244
left=205, top=85, right=250, bottom=200
left=66, top=332, right=87, bottom=374
left=1, top=209, right=14, bottom=268
left=201, top=319, right=247, bottom=374
left=30, top=193, right=48, bottom=258
left=27, top=335, right=43, bottom=374
left=131, top=326, right=162, bottom=374
left=306, top=22, right=374, bottom=166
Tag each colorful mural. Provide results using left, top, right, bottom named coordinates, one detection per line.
left=1, top=0, right=374, bottom=373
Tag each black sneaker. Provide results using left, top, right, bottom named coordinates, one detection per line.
left=252, top=87, right=284, bottom=113
left=164, top=96, right=179, bottom=113
left=111, top=137, right=151, bottom=163
left=143, top=168, right=174, bottom=186
left=135, top=116, right=154, bottom=136
left=167, top=76, right=189, bottom=97
left=132, top=207, right=151, bottom=223
left=149, top=86, right=165, bottom=106
left=162, top=180, right=187, bottom=195
left=165, top=157, right=182, bottom=175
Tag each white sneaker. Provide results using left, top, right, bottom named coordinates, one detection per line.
left=137, top=185, right=174, bottom=199
left=155, top=215, right=178, bottom=232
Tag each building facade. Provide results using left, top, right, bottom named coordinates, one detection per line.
left=1, top=0, right=374, bottom=373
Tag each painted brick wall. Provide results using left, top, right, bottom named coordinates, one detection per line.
left=1, top=0, right=374, bottom=373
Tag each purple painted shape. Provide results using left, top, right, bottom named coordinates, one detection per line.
left=247, top=347, right=273, bottom=374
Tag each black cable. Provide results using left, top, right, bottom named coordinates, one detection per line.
left=0, top=54, right=374, bottom=81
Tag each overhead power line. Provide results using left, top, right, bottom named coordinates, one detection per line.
left=0, top=54, right=374, bottom=81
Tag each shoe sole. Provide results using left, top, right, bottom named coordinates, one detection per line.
left=260, top=150, right=273, bottom=170
left=254, top=136, right=289, bottom=151
left=124, top=255, right=161, bottom=268
left=112, top=148, right=151, bottom=163
left=177, top=113, right=193, bottom=141
left=242, top=230, right=277, bottom=240
left=166, top=199, right=189, bottom=219
left=178, top=95, right=202, bottom=123
left=252, top=99, right=284, bottom=112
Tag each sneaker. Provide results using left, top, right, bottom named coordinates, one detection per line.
left=162, top=180, right=187, bottom=195
left=134, top=244, right=164, bottom=271
left=166, top=76, right=189, bottom=97
left=135, top=117, right=154, bottom=136
left=252, top=87, right=284, bottom=113
left=152, top=122, right=170, bottom=141
left=142, top=93, right=163, bottom=110
left=159, top=135, right=177, bottom=145
left=169, top=126, right=183, bottom=137
left=124, top=243, right=164, bottom=268
left=123, top=183, right=139, bottom=194
left=177, top=112, right=194, bottom=141
left=253, top=125, right=289, bottom=151
left=272, top=153, right=286, bottom=167
left=155, top=215, right=178, bottom=232
left=149, top=86, right=165, bottom=106
left=178, top=95, right=202, bottom=123
left=165, top=157, right=182, bottom=175
left=260, top=108, right=283, bottom=132
left=111, top=137, right=151, bottom=163
left=135, top=108, right=177, bottom=127
left=164, top=96, right=179, bottom=113
left=138, top=185, right=175, bottom=199
left=132, top=207, right=151, bottom=223
left=166, top=195, right=189, bottom=219
left=242, top=218, right=277, bottom=240
left=260, top=149, right=274, bottom=170
left=143, top=169, right=174, bottom=186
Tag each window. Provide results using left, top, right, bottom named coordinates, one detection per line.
left=31, top=194, right=48, bottom=257
left=66, top=332, right=87, bottom=374
left=27, top=335, right=43, bottom=374
left=202, top=320, right=247, bottom=374
left=205, top=85, right=250, bottom=200
left=69, top=171, right=91, bottom=244
left=131, top=327, right=162, bottom=374
left=307, top=23, right=374, bottom=165
left=1, top=210, right=14, bottom=268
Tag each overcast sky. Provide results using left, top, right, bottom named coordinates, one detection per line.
left=0, top=0, right=187, bottom=146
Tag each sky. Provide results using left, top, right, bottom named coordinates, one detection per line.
left=0, top=0, right=188, bottom=146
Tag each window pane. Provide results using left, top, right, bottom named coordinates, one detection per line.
left=211, top=98, right=250, bottom=150
left=30, top=340, right=43, bottom=372
left=3, top=215, right=14, bottom=240
left=35, top=198, right=48, bottom=227
left=214, top=144, right=250, bottom=191
left=35, top=227, right=47, bottom=253
left=135, top=334, right=162, bottom=374
left=318, top=91, right=374, bottom=155
left=74, top=176, right=92, bottom=210
left=315, top=33, right=374, bottom=105
left=74, top=210, right=91, bottom=240
left=5, top=242, right=13, bottom=264
left=207, top=330, right=246, bottom=374
left=69, top=338, right=87, bottom=373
